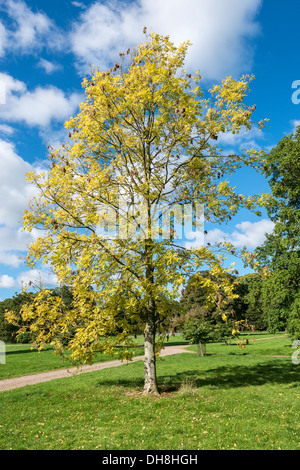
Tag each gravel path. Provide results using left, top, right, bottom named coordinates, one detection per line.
left=0, top=344, right=195, bottom=392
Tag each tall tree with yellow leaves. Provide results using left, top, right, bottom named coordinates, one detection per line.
left=12, top=31, right=268, bottom=395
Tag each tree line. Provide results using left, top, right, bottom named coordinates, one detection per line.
left=0, top=266, right=296, bottom=346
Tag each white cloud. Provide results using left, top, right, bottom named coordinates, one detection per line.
left=7, top=0, right=51, bottom=50
left=69, top=0, right=262, bottom=79
left=0, top=139, right=32, bottom=227
left=184, top=230, right=205, bottom=250
left=3, top=86, right=80, bottom=127
left=0, top=269, right=58, bottom=291
left=1, top=0, right=64, bottom=54
left=17, top=269, right=58, bottom=289
left=217, top=126, right=265, bottom=151
left=37, top=58, right=62, bottom=74
left=0, top=252, right=22, bottom=268
left=0, top=274, right=16, bottom=289
left=0, top=72, right=26, bottom=96
left=71, top=1, right=86, bottom=8
left=0, top=21, right=7, bottom=57
left=0, top=139, right=41, bottom=268
left=205, top=219, right=275, bottom=249
left=0, top=226, right=39, bottom=267
left=290, top=120, right=300, bottom=134
left=0, top=124, right=14, bottom=135
left=0, top=73, right=81, bottom=128
left=205, top=228, right=228, bottom=245
left=38, top=126, right=71, bottom=149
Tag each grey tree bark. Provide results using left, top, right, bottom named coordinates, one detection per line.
left=143, top=309, right=159, bottom=395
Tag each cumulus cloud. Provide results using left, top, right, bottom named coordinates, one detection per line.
left=0, top=0, right=64, bottom=54
left=0, top=72, right=26, bottom=96
left=290, top=119, right=300, bottom=135
left=0, top=0, right=262, bottom=79
left=69, top=0, right=262, bottom=79
left=17, top=269, right=58, bottom=289
left=0, top=124, right=14, bottom=135
left=37, top=58, right=62, bottom=74
left=0, top=269, right=58, bottom=291
left=0, top=139, right=41, bottom=268
left=184, top=231, right=205, bottom=250
left=0, top=139, right=32, bottom=227
left=71, top=1, right=86, bottom=9
left=6, top=0, right=52, bottom=49
left=0, top=274, right=16, bottom=289
left=0, top=252, right=22, bottom=269
left=217, top=126, right=265, bottom=151
left=2, top=86, right=80, bottom=127
left=0, top=21, right=7, bottom=57
left=0, top=226, right=39, bottom=267
left=205, top=219, right=275, bottom=249
left=0, top=72, right=81, bottom=128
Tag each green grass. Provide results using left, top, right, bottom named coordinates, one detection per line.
left=0, top=332, right=187, bottom=380
left=0, top=331, right=274, bottom=381
left=2, top=331, right=288, bottom=381
left=187, top=331, right=293, bottom=357
left=0, top=342, right=145, bottom=380
left=0, top=333, right=299, bottom=450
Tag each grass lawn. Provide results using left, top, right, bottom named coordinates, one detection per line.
left=0, top=342, right=145, bottom=380
left=0, top=333, right=299, bottom=450
left=186, top=331, right=293, bottom=357
left=0, top=332, right=186, bottom=380
left=0, top=331, right=291, bottom=380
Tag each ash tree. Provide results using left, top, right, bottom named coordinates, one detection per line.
left=7, top=31, right=267, bottom=395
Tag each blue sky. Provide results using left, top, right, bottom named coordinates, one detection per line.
left=0, top=0, right=299, bottom=299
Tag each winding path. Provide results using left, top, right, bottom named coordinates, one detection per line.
left=0, top=344, right=194, bottom=392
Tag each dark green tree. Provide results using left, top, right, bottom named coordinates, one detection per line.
left=0, top=286, right=75, bottom=345
left=181, top=310, right=213, bottom=356
left=235, top=273, right=267, bottom=330
left=179, top=270, right=239, bottom=348
left=0, top=291, right=36, bottom=343
left=256, top=125, right=300, bottom=338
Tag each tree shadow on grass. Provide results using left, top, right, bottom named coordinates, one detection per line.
left=95, top=376, right=145, bottom=391
left=170, top=360, right=300, bottom=390
left=162, top=340, right=190, bottom=347
left=5, top=347, right=52, bottom=356
left=95, top=359, right=300, bottom=393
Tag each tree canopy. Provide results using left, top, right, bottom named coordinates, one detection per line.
left=6, top=31, right=267, bottom=394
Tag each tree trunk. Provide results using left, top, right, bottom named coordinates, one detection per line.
left=143, top=202, right=159, bottom=395
left=197, top=342, right=206, bottom=356
left=143, top=304, right=159, bottom=395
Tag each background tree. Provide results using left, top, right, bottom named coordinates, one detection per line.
left=0, top=291, right=35, bottom=343
left=1, top=286, right=75, bottom=345
left=234, top=273, right=267, bottom=330
left=179, top=270, right=245, bottom=349
left=7, top=31, right=267, bottom=395
left=256, top=126, right=300, bottom=338
left=181, top=311, right=213, bottom=356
